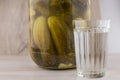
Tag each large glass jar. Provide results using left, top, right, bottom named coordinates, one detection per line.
left=28, top=0, right=91, bottom=69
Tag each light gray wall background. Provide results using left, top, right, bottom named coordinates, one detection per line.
left=0, top=0, right=119, bottom=55
left=100, top=0, right=120, bottom=54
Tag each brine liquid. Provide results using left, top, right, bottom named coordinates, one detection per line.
left=74, top=30, right=108, bottom=78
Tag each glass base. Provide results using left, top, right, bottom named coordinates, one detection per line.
left=77, top=72, right=105, bottom=78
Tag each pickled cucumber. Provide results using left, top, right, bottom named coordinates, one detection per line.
left=33, top=16, right=58, bottom=67
left=48, top=16, right=68, bottom=63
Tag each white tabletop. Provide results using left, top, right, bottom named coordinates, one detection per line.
left=0, top=54, right=119, bottom=80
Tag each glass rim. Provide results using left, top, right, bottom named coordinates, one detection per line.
left=73, top=19, right=111, bottom=22
left=73, top=20, right=110, bottom=29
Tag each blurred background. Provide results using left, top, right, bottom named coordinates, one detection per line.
left=0, top=0, right=28, bottom=55
left=0, top=0, right=119, bottom=55
left=100, top=0, right=120, bottom=54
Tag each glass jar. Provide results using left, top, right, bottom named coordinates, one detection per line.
left=28, top=0, right=91, bottom=69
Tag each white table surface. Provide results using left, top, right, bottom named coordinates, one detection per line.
left=0, top=54, right=119, bottom=80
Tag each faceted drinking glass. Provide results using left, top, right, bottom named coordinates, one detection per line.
left=74, top=20, right=110, bottom=78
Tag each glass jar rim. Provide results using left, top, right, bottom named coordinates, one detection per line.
left=73, top=20, right=110, bottom=29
